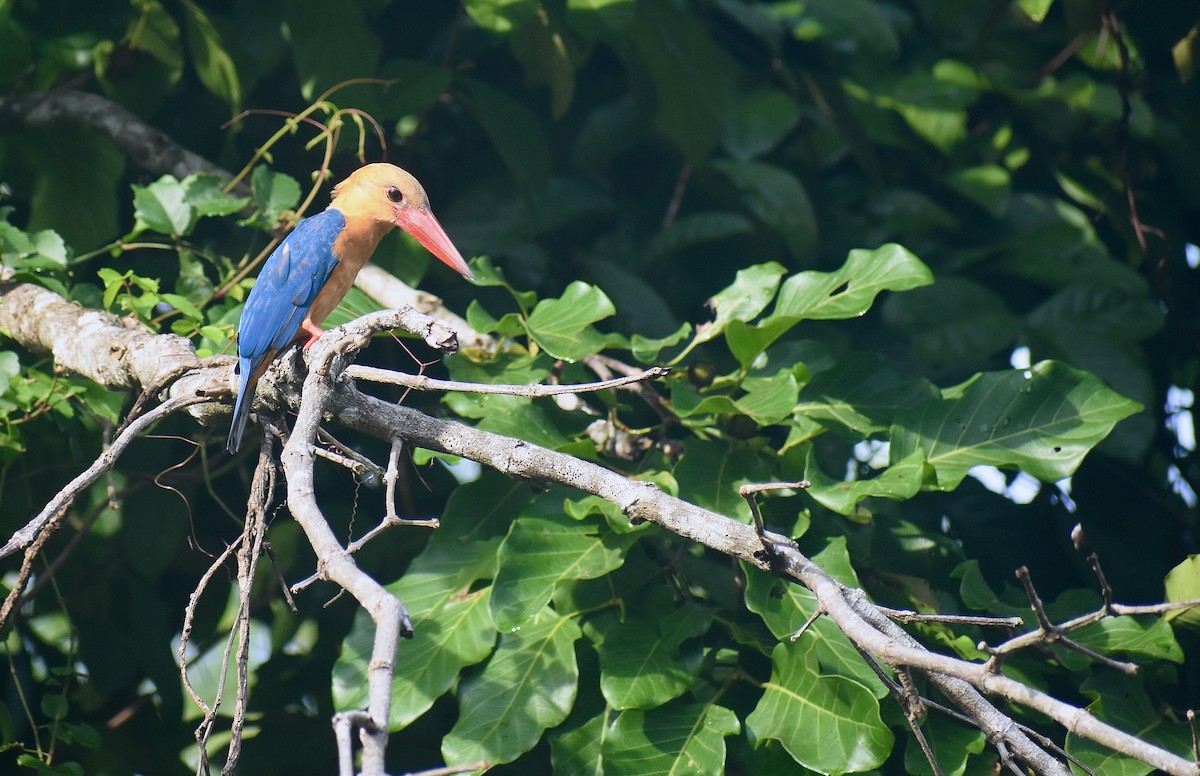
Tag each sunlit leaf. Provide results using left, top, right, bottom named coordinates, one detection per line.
left=442, top=607, right=582, bottom=766
left=747, top=640, right=892, bottom=773
left=603, top=703, right=739, bottom=776
left=891, top=360, right=1142, bottom=490
left=491, top=516, right=628, bottom=629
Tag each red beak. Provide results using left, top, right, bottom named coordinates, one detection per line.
left=396, top=206, right=474, bottom=280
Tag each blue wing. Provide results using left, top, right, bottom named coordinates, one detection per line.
left=227, top=209, right=347, bottom=452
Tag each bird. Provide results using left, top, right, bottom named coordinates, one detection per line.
left=226, top=163, right=473, bottom=453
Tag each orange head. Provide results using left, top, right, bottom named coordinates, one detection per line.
left=329, top=163, right=473, bottom=279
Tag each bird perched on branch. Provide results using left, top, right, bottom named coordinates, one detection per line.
left=227, top=163, right=473, bottom=453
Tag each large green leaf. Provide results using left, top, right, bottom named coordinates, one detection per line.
left=590, top=602, right=714, bottom=710
left=891, top=360, right=1143, bottom=490
left=524, top=280, right=622, bottom=361
left=130, top=175, right=193, bottom=238
left=883, top=277, right=1021, bottom=365
left=747, top=640, right=892, bottom=773
left=332, top=540, right=499, bottom=729
left=726, top=244, right=933, bottom=366
left=491, top=516, right=628, bottom=629
left=672, top=439, right=772, bottom=523
left=442, top=607, right=582, bottom=766
left=181, top=0, right=240, bottom=112
left=603, top=703, right=740, bottom=776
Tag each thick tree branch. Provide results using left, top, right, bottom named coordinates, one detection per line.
left=0, top=88, right=235, bottom=182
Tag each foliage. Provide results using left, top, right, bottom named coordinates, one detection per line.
left=2, top=0, right=1200, bottom=774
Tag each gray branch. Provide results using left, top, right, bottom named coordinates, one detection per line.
left=0, top=88, right=235, bottom=182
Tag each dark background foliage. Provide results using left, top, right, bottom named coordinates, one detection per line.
left=2, top=0, right=1200, bottom=773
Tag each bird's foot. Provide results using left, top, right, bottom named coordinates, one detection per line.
left=301, top=321, right=325, bottom=351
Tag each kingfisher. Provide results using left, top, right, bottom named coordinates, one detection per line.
left=227, top=163, right=473, bottom=453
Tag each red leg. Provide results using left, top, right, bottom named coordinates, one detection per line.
left=301, top=320, right=325, bottom=350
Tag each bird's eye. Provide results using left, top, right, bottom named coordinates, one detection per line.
left=386, top=186, right=404, bottom=204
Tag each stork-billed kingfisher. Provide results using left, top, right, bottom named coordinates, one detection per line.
left=226, top=163, right=472, bottom=453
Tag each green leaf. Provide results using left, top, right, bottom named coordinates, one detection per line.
left=743, top=539, right=886, bottom=694
left=1017, top=0, right=1055, bottom=23
left=710, top=160, right=817, bottom=258
left=463, top=0, right=539, bottom=33
left=891, top=360, right=1143, bottom=490
left=491, top=516, right=628, bottom=629
left=183, top=174, right=249, bottom=216
left=786, top=0, right=900, bottom=58
left=747, top=640, right=893, bottom=773
left=804, top=448, right=926, bottom=516
left=378, top=59, right=454, bottom=117
left=649, top=212, right=754, bottom=258
left=0, top=352, right=19, bottom=396
left=131, top=175, right=193, bottom=237
left=672, top=439, right=771, bottom=523
left=247, top=167, right=301, bottom=226
left=1164, top=555, right=1200, bottom=628
left=682, top=262, right=787, bottom=355
left=1071, top=616, right=1183, bottom=664
left=524, top=281, right=619, bottom=361
left=735, top=368, right=800, bottom=426
left=722, top=87, right=800, bottom=161
left=181, top=0, right=240, bottom=111
left=460, top=77, right=551, bottom=188
left=774, top=243, right=933, bottom=320
left=945, top=165, right=1011, bottom=217
left=442, top=607, right=582, bottom=766
left=603, top=703, right=739, bottom=776
left=590, top=603, right=714, bottom=709
left=630, top=323, right=691, bottom=363
left=551, top=711, right=610, bottom=776
left=728, top=244, right=932, bottom=366
left=1066, top=672, right=1192, bottom=776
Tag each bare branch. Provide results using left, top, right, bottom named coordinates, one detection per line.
left=1, top=393, right=211, bottom=559
left=346, top=363, right=669, bottom=396
left=0, top=88, right=237, bottom=184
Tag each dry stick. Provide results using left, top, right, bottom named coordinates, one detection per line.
left=0, top=507, right=68, bottom=631
left=402, top=762, right=492, bottom=776
left=1, top=394, right=211, bottom=559
left=281, top=313, right=461, bottom=775
left=181, top=536, right=243, bottom=776
left=875, top=606, right=1024, bottom=628
left=346, top=364, right=669, bottom=396
left=223, top=436, right=275, bottom=775
left=1012, top=566, right=1137, bottom=676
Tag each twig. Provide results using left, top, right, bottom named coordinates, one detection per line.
left=738, top=481, right=810, bottom=539
left=1, top=394, right=211, bottom=559
left=403, top=762, right=493, bottom=776
left=345, top=363, right=669, bottom=396
left=876, top=607, right=1024, bottom=627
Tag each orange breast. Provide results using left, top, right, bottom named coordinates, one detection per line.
left=304, top=214, right=391, bottom=329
